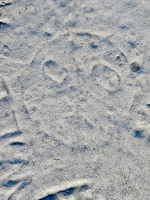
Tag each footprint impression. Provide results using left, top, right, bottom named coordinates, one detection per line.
left=38, top=180, right=92, bottom=200
left=43, top=58, right=67, bottom=84
left=91, top=63, right=120, bottom=92
left=0, top=76, right=31, bottom=200
left=73, top=30, right=122, bottom=92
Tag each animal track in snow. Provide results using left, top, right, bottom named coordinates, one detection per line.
left=43, top=58, right=67, bottom=84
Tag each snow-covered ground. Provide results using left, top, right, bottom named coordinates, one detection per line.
left=0, top=0, right=150, bottom=199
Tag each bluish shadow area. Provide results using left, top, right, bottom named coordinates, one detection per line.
left=120, top=25, right=129, bottom=30
left=83, top=7, right=94, bottom=13
left=9, top=159, right=24, bottom=165
left=0, top=3, right=12, bottom=7
left=70, top=41, right=81, bottom=51
left=116, top=55, right=121, bottom=60
left=44, top=32, right=52, bottom=37
left=77, top=32, right=91, bottom=37
left=128, top=41, right=137, bottom=48
left=19, top=180, right=31, bottom=190
left=44, top=60, right=57, bottom=67
left=68, top=20, right=77, bottom=27
left=134, top=131, right=144, bottom=139
left=103, top=141, right=111, bottom=147
left=30, top=30, right=38, bottom=35
left=1, top=97, right=9, bottom=103
left=0, top=22, right=10, bottom=28
left=146, top=104, right=150, bottom=108
left=76, top=68, right=82, bottom=73
left=9, top=159, right=28, bottom=165
left=40, top=194, right=57, bottom=200
left=120, top=52, right=127, bottom=62
left=10, top=142, right=26, bottom=146
left=90, top=43, right=98, bottom=49
left=3, top=180, right=20, bottom=188
left=147, top=136, right=150, bottom=143
left=130, top=62, right=142, bottom=73
left=137, top=67, right=141, bottom=72
left=59, top=2, right=66, bottom=7
left=77, top=146, right=88, bottom=153
left=80, top=184, right=89, bottom=191
left=60, top=187, right=76, bottom=196
left=0, top=131, right=22, bottom=140
left=0, top=161, right=4, bottom=170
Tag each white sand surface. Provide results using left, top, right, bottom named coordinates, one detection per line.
left=0, top=0, right=150, bottom=199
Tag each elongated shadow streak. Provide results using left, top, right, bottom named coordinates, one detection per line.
left=0, top=131, right=22, bottom=140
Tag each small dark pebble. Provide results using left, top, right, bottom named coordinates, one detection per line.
left=130, top=62, right=141, bottom=72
